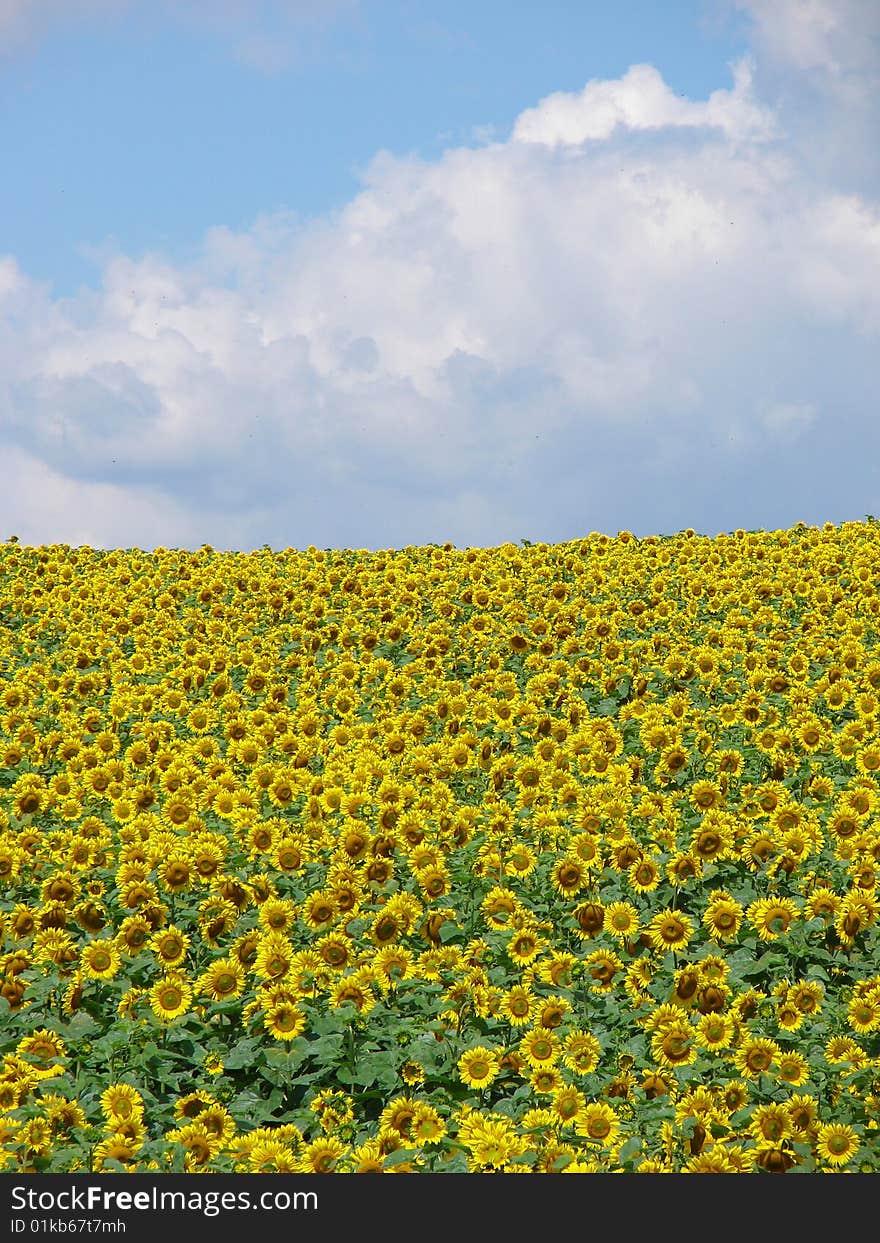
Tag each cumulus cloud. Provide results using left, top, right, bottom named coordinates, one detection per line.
left=511, top=56, right=778, bottom=147
left=731, top=0, right=880, bottom=77
left=1, top=26, right=879, bottom=548
left=729, top=0, right=880, bottom=191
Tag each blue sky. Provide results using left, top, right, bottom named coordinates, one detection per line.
left=0, top=0, right=878, bottom=549
left=3, top=1, right=746, bottom=298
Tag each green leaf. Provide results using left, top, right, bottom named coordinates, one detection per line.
left=383, top=1147, right=420, bottom=1168
left=617, top=1137, right=641, bottom=1164
left=63, top=1011, right=100, bottom=1042
left=224, top=1037, right=264, bottom=1070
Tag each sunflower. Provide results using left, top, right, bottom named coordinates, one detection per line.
left=584, top=949, right=624, bottom=992
left=317, top=934, right=353, bottom=971
left=416, top=864, right=450, bottom=900
left=805, top=884, right=841, bottom=922
left=397, top=1060, right=425, bottom=1089
left=627, top=855, right=661, bottom=894
left=537, top=951, right=579, bottom=989
left=190, top=839, right=225, bottom=881
left=149, top=972, right=193, bottom=1023
left=603, top=901, right=640, bottom=941
left=254, top=932, right=294, bottom=982
left=329, top=969, right=377, bottom=1015
left=377, top=1094, right=420, bottom=1140
left=715, top=748, right=742, bottom=776
left=847, top=993, right=880, bottom=1034
left=571, top=831, right=603, bottom=869
left=572, top=900, right=605, bottom=939
left=695, top=1012, right=734, bottom=1052
left=856, top=742, right=880, bottom=776
left=657, top=743, right=690, bottom=779
left=520, top=1028, right=562, bottom=1070
left=93, top=1135, right=140, bottom=1169
left=112, top=1114, right=147, bottom=1149
left=684, top=1149, right=738, bottom=1173
left=575, top=1102, right=620, bottom=1147
left=734, top=1037, right=780, bottom=1079
left=670, top=966, right=700, bottom=1007
left=198, top=957, right=245, bottom=1003
left=170, top=1121, right=218, bottom=1171
left=33, top=928, right=77, bottom=968
left=302, top=891, right=337, bottom=931
left=149, top=925, right=190, bottom=967
left=412, top=1104, right=446, bottom=1145
left=268, top=773, right=296, bottom=809
left=667, top=852, right=700, bottom=885
left=158, top=854, right=192, bottom=894
left=808, top=774, right=834, bottom=799
left=501, top=985, right=535, bottom=1027
left=457, top=1111, right=524, bottom=1171
left=264, top=1001, right=306, bottom=1041
left=824, top=1035, right=867, bottom=1068
left=551, top=1084, right=586, bottom=1126
left=258, top=898, right=299, bottom=936
left=776, top=999, right=805, bottom=1031
left=749, top=1103, right=791, bottom=1146
left=747, top=896, right=799, bottom=941
left=537, top=997, right=571, bottom=1030
left=507, top=926, right=545, bottom=966
left=458, top=1046, right=501, bottom=1090
left=80, top=939, right=122, bottom=981
left=787, top=1094, right=818, bottom=1136
left=648, top=909, right=694, bottom=951
left=504, top=844, right=538, bottom=879
left=173, top=1091, right=214, bottom=1122
left=100, top=1083, right=144, bottom=1125
left=198, top=1105, right=237, bottom=1146
left=10, top=902, right=36, bottom=938
left=272, top=837, right=305, bottom=873
left=73, top=899, right=107, bottom=934
left=299, top=1137, right=347, bottom=1173
left=624, top=959, right=655, bottom=1002
left=815, top=1123, right=860, bottom=1168
left=348, top=1140, right=385, bottom=1172
left=370, top=909, right=402, bottom=947
left=775, top=1051, right=810, bottom=1087
left=373, top=945, right=414, bottom=991
left=836, top=892, right=879, bottom=943
left=720, top=1080, right=749, bottom=1113
left=827, top=808, right=861, bottom=844
left=17, top=1029, right=67, bottom=1065
left=690, top=779, right=724, bottom=812
left=698, top=953, right=729, bottom=984
left=651, top=1019, right=697, bottom=1068
left=551, top=857, right=587, bottom=896
left=563, top=1030, right=602, bottom=1075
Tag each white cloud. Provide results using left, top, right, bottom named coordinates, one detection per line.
left=512, top=56, right=778, bottom=147
left=0, top=444, right=208, bottom=550
left=728, top=0, right=880, bottom=191
left=1, top=32, right=879, bottom=547
left=731, top=0, right=880, bottom=77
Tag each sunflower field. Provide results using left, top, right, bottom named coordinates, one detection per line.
left=1, top=522, right=880, bottom=1174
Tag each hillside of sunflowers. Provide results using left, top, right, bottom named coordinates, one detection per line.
left=2, top=521, right=880, bottom=1174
